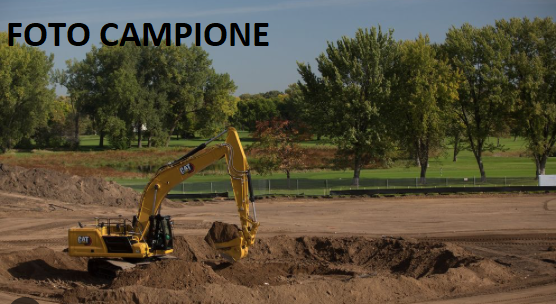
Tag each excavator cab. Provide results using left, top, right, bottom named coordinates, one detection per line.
left=147, top=215, right=174, bottom=252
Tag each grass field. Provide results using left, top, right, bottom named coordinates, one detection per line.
left=1, top=134, right=553, bottom=194
left=78, top=131, right=327, bottom=149
left=112, top=136, right=553, bottom=193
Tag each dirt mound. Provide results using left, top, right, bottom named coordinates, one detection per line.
left=0, top=247, right=103, bottom=299
left=0, top=163, right=175, bottom=208
left=111, top=260, right=226, bottom=290
left=57, top=235, right=514, bottom=303
left=0, top=236, right=514, bottom=303
left=204, top=221, right=241, bottom=248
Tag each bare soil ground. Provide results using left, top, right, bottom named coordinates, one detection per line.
left=0, top=165, right=555, bottom=303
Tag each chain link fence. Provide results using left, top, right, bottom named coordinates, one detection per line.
left=125, top=176, right=540, bottom=196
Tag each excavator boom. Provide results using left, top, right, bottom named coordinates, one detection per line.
left=68, top=127, right=260, bottom=273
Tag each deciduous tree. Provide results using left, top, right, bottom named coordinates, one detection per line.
left=444, top=24, right=513, bottom=182
left=392, top=35, right=460, bottom=183
left=250, top=119, right=305, bottom=187
left=0, top=32, right=55, bottom=152
left=298, top=27, right=398, bottom=186
left=497, top=17, right=556, bottom=178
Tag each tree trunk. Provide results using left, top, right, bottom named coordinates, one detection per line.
left=74, top=113, right=80, bottom=149
left=478, top=159, right=486, bottom=182
left=165, top=118, right=180, bottom=147
left=287, top=170, right=291, bottom=189
left=470, top=143, right=487, bottom=182
left=414, top=140, right=421, bottom=167
left=137, top=123, right=142, bottom=148
left=127, top=129, right=132, bottom=149
left=99, top=131, right=105, bottom=148
left=453, top=134, right=460, bottom=162
left=535, top=153, right=548, bottom=179
left=148, top=134, right=152, bottom=148
left=468, top=135, right=486, bottom=182
left=419, top=161, right=428, bottom=184
left=418, top=138, right=429, bottom=184
left=352, top=154, right=362, bottom=187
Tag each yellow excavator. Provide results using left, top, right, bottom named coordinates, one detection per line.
left=67, top=127, right=260, bottom=277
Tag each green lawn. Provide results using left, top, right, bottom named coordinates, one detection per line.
left=111, top=136, right=550, bottom=184
left=79, top=131, right=334, bottom=149
left=5, top=132, right=554, bottom=193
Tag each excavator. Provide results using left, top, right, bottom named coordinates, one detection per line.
left=67, top=127, right=260, bottom=277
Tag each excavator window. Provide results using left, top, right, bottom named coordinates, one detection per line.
left=147, top=214, right=174, bottom=251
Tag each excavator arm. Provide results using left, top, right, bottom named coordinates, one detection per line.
left=135, top=127, right=260, bottom=260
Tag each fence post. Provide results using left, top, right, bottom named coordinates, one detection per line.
left=296, top=179, right=299, bottom=193
left=182, top=182, right=185, bottom=194
left=474, top=176, right=476, bottom=186
left=268, top=180, right=271, bottom=194
left=386, top=179, right=389, bottom=189
left=446, top=178, right=448, bottom=186
left=504, top=177, right=506, bottom=186
left=211, top=182, right=213, bottom=193
left=325, top=179, right=328, bottom=190
left=415, top=177, right=418, bottom=188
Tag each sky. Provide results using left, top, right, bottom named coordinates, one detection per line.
left=1, top=0, right=555, bottom=96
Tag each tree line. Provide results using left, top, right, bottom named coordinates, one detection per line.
left=1, top=17, right=554, bottom=185
left=297, top=17, right=555, bottom=185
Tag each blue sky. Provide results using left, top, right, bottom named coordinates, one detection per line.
left=1, top=0, right=555, bottom=96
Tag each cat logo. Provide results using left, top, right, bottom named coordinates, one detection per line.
left=77, top=236, right=92, bottom=246
left=179, top=163, right=194, bottom=175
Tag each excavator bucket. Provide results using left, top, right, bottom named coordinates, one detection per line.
left=205, top=221, right=248, bottom=261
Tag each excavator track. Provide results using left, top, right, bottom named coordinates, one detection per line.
left=87, top=258, right=138, bottom=279
left=87, top=255, right=177, bottom=279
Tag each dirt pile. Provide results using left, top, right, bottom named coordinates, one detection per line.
left=58, top=235, right=514, bottom=303
left=0, top=163, right=173, bottom=208
left=204, top=221, right=241, bottom=248
left=111, top=260, right=226, bottom=290
left=0, top=247, right=103, bottom=299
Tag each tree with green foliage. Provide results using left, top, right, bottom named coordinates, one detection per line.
left=61, top=45, right=125, bottom=148
left=392, top=34, right=460, bottom=183
left=232, top=93, right=280, bottom=131
left=298, top=27, right=398, bottom=186
left=193, top=71, right=238, bottom=137
left=444, top=23, right=513, bottom=182
left=60, top=41, right=236, bottom=149
left=0, top=32, right=55, bottom=152
left=33, top=96, right=75, bottom=148
left=497, top=17, right=556, bottom=178
left=162, top=44, right=210, bottom=146
left=55, top=59, right=89, bottom=149
left=279, top=83, right=313, bottom=140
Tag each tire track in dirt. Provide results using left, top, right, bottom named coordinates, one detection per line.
left=462, top=244, right=551, bottom=267
left=0, top=238, right=66, bottom=247
left=543, top=198, right=555, bottom=211
left=0, top=220, right=77, bottom=237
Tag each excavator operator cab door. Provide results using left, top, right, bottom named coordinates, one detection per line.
left=147, top=214, right=174, bottom=252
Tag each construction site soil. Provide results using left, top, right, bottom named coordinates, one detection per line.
left=0, top=164, right=555, bottom=303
